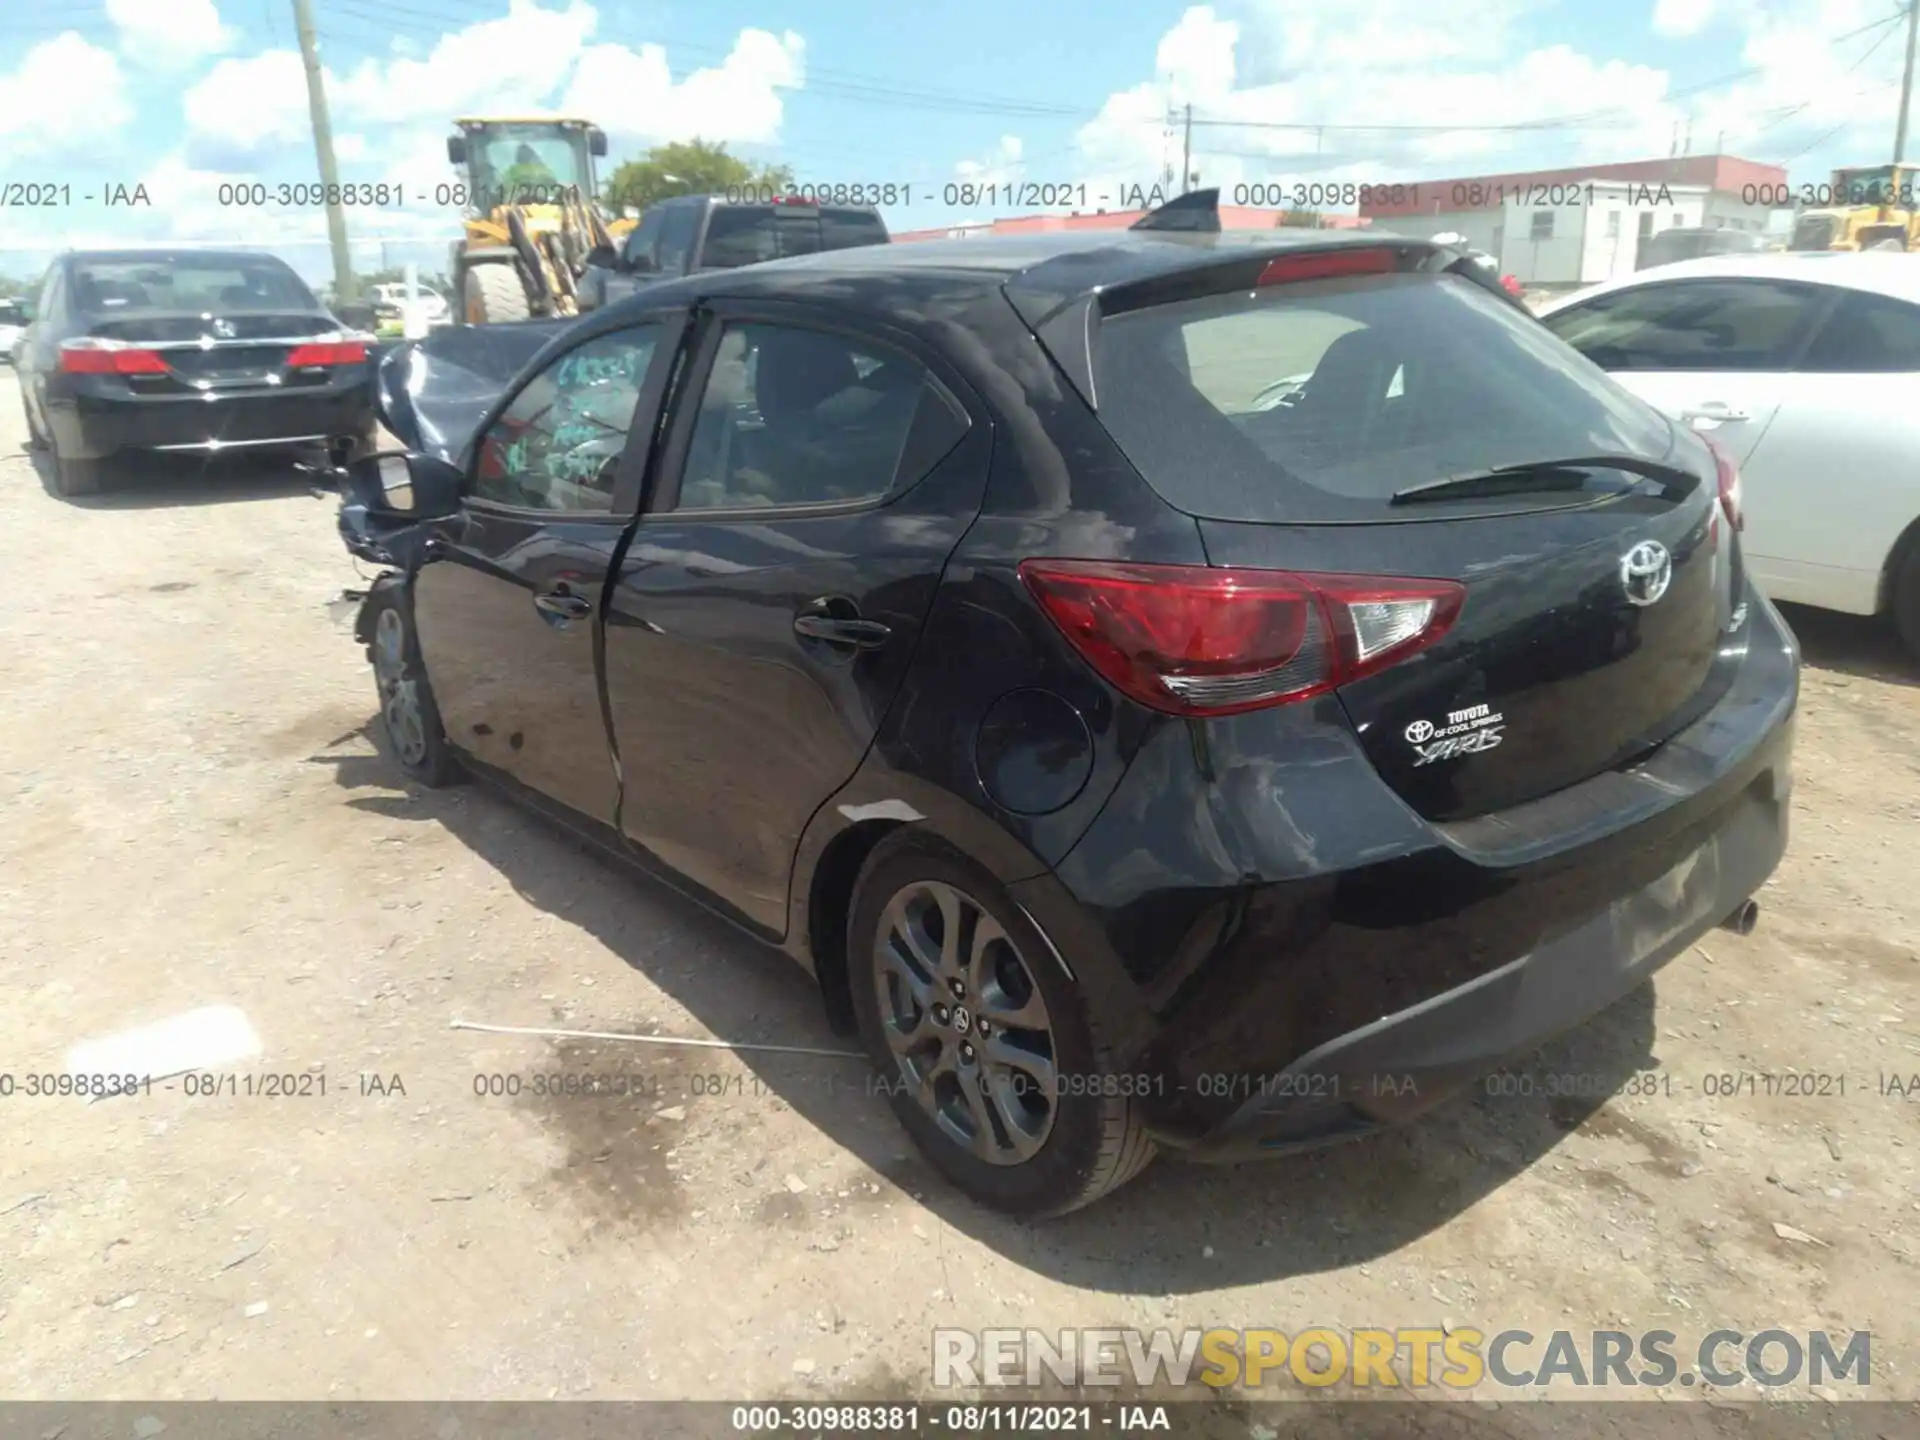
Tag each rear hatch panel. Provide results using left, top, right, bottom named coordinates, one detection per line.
left=1199, top=489, right=1734, bottom=821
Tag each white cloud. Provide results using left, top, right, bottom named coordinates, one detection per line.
left=332, top=0, right=601, bottom=126
left=107, top=0, right=232, bottom=69
left=0, top=35, right=134, bottom=158
left=563, top=28, right=805, bottom=145
left=1068, top=0, right=1908, bottom=197
left=183, top=50, right=313, bottom=158
left=955, top=135, right=1024, bottom=183
left=1652, top=0, right=1717, bottom=37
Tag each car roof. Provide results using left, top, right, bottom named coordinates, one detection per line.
left=1538, top=250, right=1920, bottom=312
left=607, top=227, right=1430, bottom=317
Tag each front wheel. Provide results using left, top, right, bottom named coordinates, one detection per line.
left=848, top=833, right=1156, bottom=1216
left=366, top=589, right=461, bottom=787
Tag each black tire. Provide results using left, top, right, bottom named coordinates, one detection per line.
left=53, top=452, right=106, bottom=497
left=463, top=263, right=532, bottom=325
left=365, top=587, right=461, bottom=788
left=22, top=387, right=47, bottom=451
left=848, top=831, right=1156, bottom=1216
left=1892, top=540, right=1920, bottom=662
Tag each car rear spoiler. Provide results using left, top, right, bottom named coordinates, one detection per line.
left=374, top=319, right=572, bottom=461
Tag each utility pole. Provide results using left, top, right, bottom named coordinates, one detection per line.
left=292, top=0, right=355, bottom=307
left=1180, top=104, right=1192, bottom=194
left=1896, top=0, right=1920, bottom=162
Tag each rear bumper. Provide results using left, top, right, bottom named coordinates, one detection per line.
left=1019, top=584, right=1798, bottom=1159
left=1182, top=772, right=1786, bottom=1159
left=46, top=385, right=375, bottom=461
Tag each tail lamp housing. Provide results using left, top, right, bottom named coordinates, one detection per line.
left=1018, top=560, right=1464, bottom=718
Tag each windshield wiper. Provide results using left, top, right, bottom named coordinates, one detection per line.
left=1390, top=453, right=1704, bottom=507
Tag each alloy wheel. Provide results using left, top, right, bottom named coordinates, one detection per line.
left=372, top=606, right=430, bottom=767
left=873, top=880, right=1058, bottom=1165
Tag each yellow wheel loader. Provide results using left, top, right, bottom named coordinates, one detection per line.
left=445, top=116, right=637, bottom=324
left=1788, top=163, right=1920, bottom=252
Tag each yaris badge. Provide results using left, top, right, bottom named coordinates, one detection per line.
left=1620, top=541, right=1673, bottom=607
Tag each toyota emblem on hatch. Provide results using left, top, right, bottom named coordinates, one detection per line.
left=1619, top=541, right=1673, bottom=607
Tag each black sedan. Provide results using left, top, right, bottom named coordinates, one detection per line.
left=17, top=248, right=376, bottom=497
left=336, top=195, right=1798, bottom=1216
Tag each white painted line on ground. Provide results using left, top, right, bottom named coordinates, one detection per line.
left=450, top=1018, right=865, bottom=1060
left=67, top=1005, right=263, bottom=1092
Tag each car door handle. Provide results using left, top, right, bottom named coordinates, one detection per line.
left=793, top=614, right=891, bottom=648
left=534, top=590, right=593, bottom=621
left=1681, top=402, right=1750, bottom=425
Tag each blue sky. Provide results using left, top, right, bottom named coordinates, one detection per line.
left=0, top=0, right=1913, bottom=283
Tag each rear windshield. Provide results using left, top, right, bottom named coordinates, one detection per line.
left=703, top=207, right=819, bottom=268
left=821, top=209, right=888, bottom=250
left=71, top=256, right=317, bottom=315
left=1092, top=271, right=1676, bottom=524
left=0, top=299, right=25, bottom=324
left=701, top=206, right=886, bottom=267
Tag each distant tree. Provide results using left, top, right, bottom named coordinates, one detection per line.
left=1277, top=209, right=1324, bottom=228
left=602, top=139, right=795, bottom=214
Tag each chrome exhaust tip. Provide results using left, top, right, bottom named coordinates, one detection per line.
left=1718, top=899, right=1760, bottom=936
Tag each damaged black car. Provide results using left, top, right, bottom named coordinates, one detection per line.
left=329, top=193, right=1797, bottom=1217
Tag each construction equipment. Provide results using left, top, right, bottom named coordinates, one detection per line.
left=445, top=116, right=636, bottom=324
left=1788, top=163, right=1920, bottom=252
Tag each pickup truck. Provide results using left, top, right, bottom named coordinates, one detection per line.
left=577, top=194, right=889, bottom=311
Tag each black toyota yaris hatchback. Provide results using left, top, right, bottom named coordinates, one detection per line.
left=339, top=195, right=1797, bottom=1216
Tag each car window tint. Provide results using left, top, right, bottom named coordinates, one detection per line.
left=473, top=326, right=660, bottom=511
left=1541, top=279, right=1822, bottom=371
left=1798, top=290, right=1920, bottom=371
left=700, top=207, right=780, bottom=267
left=656, top=204, right=700, bottom=276
left=821, top=209, right=888, bottom=250
left=1094, top=272, right=1674, bottom=522
left=675, top=322, right=925, bottom=511
left=70, top=258, right=315, bottom=314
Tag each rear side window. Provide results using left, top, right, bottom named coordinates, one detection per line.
left=1092, top=272, right=1674, bottom=523
left=1798, top=290, right=1920, bottom=371
left=674, top=321, right=931, bottom=511
left=1544, top=278, right=1824, bottom=371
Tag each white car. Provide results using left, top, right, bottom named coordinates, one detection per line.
left=1538, top=252, right=1920, bottom=657
left=0, top=299, right=26, bottom=362
left=368, top=283, right=450, bottom=327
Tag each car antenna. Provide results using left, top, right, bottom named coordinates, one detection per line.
left=1130, top=187, right=1221, bottom=233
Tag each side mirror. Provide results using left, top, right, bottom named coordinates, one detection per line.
left=347, top=451, right=463, bottom=517
left=585, top=242, right=617, bottom=270
left=446, top=135, right=467, bottom=166
left=588, top=127, right=608, bottom=158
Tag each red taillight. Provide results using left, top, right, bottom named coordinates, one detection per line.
left=1257, top=248, right=1398, bottom=286
left=1018, top=560, right=1464, bottom=717
left=286, top=340, right=368, bottom=367
left=1703, top=434, right=1744, bottom=531
left=59, top=340, right=168, bottom=375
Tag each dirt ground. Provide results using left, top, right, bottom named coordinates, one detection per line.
left=1, top=369, right=1917, bottom=1407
